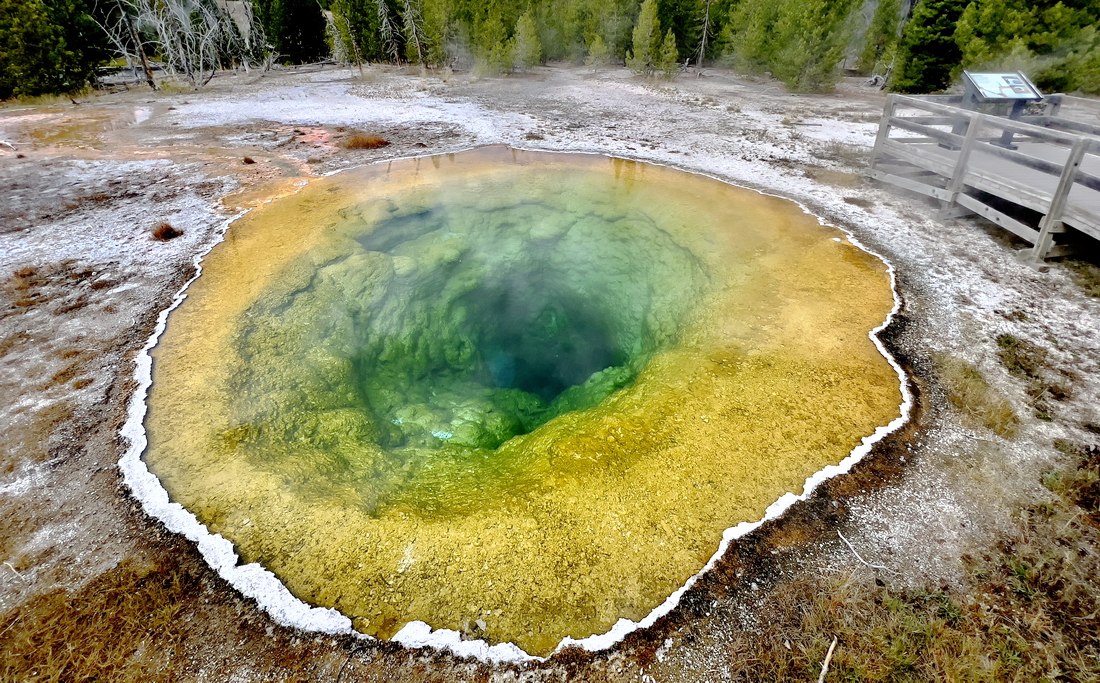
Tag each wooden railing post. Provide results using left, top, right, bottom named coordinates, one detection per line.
left=938, top=111, right=981, bottom=218
left=870, top=94, right=896, bottom=170
left=1046, top=94, right=1064, bottom=118
left=1030, top=137, right=1089, bottom=260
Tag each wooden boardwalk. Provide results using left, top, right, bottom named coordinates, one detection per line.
left=869, top=94, right=1100, bottom=259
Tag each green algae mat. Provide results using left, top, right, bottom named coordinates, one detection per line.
left=144, top=146, right=902, bottom=655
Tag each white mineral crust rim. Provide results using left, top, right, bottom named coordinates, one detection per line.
left=119, top=149, right=913, bottom=665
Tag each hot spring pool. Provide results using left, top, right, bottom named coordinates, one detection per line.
left=141, top=146, right=903, bottom=656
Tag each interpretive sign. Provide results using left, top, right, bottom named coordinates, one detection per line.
left=957, top=71, right=1043, bottom=148
left=963, top=71, right=1043, bottom=102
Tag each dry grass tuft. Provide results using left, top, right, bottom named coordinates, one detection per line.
left=89, top=278, right=118, bottom=291
left=47, top=363, right=83, bottom=388
left=0, top=556, right=196, bottom=681
left=342, top=133, right=390, bottom=150
left=3, top=261, right=110, bottom=323
left=935, top=353, right=1019, bottom=438
left=12, top=89, right=89, bottom=106
left=3, top=264, right=70, bottom=316
left=10, top=266, right=47, bottom=301
left=0, top=330, right=31, bottom=357
left=815, top=141, right=871, bottom=167
left=1049, top=439, right=1100, bottom=522
left=803, top=166, right=865, bottom=188
left=151, top=222, right=183, bottom=241
left=54, top=293, right=91, bottom=314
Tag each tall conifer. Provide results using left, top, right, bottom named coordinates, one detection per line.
left=626, top=0, right=660, bottom=75
left=890, top=0, right=966, bottom=92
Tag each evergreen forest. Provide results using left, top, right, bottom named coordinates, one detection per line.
left=1, top=0, right=1098, bottom=99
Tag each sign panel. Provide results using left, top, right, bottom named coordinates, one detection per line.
left=963, top=72, right=1042, bottom=101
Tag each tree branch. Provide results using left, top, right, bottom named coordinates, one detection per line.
left=817, top=636, right=838, bottom=683
left=837, top=530, right=898, bottom=574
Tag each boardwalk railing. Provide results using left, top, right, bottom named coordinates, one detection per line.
left=869, top=94, right=1100, bottom=259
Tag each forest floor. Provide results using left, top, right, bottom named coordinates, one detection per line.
left=0, top=63, right=1098, bottom=681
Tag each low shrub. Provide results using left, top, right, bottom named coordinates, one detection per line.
left=342, top=134, right=390, bottom=150
left=151, top=223, right=183, bottom=241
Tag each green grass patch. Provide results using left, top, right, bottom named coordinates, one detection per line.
left=994, top=334, right=1072, bottom=422
left=995, top=334, right=1047, bottom=380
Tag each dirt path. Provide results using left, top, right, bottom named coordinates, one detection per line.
left=1, top=64, right=1097, bottom=681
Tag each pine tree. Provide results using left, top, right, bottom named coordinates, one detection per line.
left=657, top=28, right=679, bottom=78
left=656, top=0, right=700, bottom=65
left=256, top=0, right=329, bottom=63
left=513, top=8, right=541, bottom=69
left=1064, top=26, right=1100, bottom=94
left=374, top=0, right=401, bottom=63
left=597, top=0, right=639, bottom=62
left=722, top=0, right=860, bottom=92
left=856, top=0, right=902, bottom=74
left=0, top=0, right=110, bottom=98
left=475, top=6, right=514, bottom=74
left=417, top=0, right=447, bottom=65
left=626, top=0, right=660, bottom=75
left=695, top=0, right=713, bottom=69
left=890, top=0, right=967, bottom=93
left=252, top=0, right=278, bottom=49
left=275, top=0, right=330, bottom=63
left=775, top=0, right=862, bottom=91
left=584, top=33, right=610, bottom=68
left=332, top=0, right=391, bottom=63
left=953, top=0, right=1100, bottom=93
left=724, top=0, right=780, bottom=71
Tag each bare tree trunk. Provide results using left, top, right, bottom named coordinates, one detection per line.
left=376, top=0, right=400, bottom=63
left=127, top=14, right=157, bottom=89
left=696, top=0, right=712, bottom=72
left=95, top=0, right=275, bottom=89
left=90, top=0, right=157, bottom=88
left=402, top=0, right=426, bottom=66
left=337, top=9, right=365, bottom=76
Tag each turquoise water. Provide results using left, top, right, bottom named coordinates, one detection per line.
left=218, top=161, right=708, bottom=515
